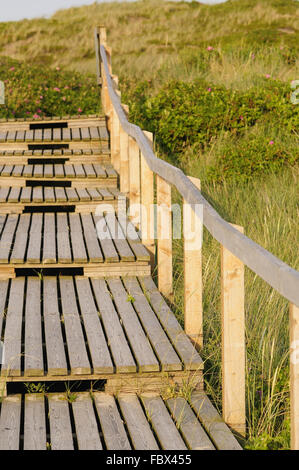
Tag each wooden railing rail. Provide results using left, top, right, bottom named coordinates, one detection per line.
left=95, top=26, right=299, bottom=446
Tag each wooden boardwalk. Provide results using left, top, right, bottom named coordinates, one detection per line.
left=0, top=112, right=237, bottom=451
left=1, top=26, right=277, bottom=450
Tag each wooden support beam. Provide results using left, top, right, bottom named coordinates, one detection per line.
left=128, top=137, right=141, bottom=229
left=157, top=175, right=173, bottom=300
left=111, top=108, right=120, bottom=173
left=221, top=224, right=246, bottom=436
left=141, top=131, right=155, bottom=269
left=290, top=302, right=299, bottom=450
left=183, top=176, right=203, bottom=348
left=120, top=111, right=129, bottom=195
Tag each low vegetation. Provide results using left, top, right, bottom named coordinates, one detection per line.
left=0, top=0, right=298, bottom=449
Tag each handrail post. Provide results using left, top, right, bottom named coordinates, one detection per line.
left=183, top=177, right=203, bottom=348
left=141, top=131, right=155, bottom=270
left=221, top=223, right=246, bottom=436
left=128, top=136, right=141, bottom=229
left=157, top=175, right=173, bottom=300
left=119, top=104, right=130, bottom=195
left=290, top=302, right=299, bottom=449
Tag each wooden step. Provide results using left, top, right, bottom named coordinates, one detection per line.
left=0, top=148, right=110, bottom=165
left=0, top=126, right=108, bottom=143
left=0, top=212, right=149, bottom=277
left=0, top=276, right=203, bottom=387
left=0, top=114, right=106, bottom=130
left=0, top=163, right=117, bottom=188
left=0, top=391, right=242, bottom=450
left=0, top=186, right=125, bottom=214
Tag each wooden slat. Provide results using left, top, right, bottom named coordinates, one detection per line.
left=94, top=212, right=119, bottom=262
left=76, top=278, right=113, bottom=374
left=44, top=164, right=53, bottom=178
left=94, top=393, right=131, bottom=450
left=32, top=186, right=43, bottom=203
left=69, top=214, right=88, bottom=263
left=81, top=213, right=103, bottom=263
left=26, top=213, right=42, bottom=263
left=24, top=394, right=47, bottom=450
left=190, top=392, right=242, bottom=450
left=1, top=278, right=25, bottom=376
left=72, top=393, right=102, bottom=450
left=24, top=277, right=44, bottom=376
left=59, top=277, right=91, bottom=375
left=139, top=276, right=203, bottom=370
left=166, top=397, right=215, bottom=450
left=57, top=213, right=72, bottom=263
left=10, top=214, right=31, bottom=263
left=43, top=213, right=56, bottom=263
left=48, top=394, right=74, bottom=450
left=123, top=277, right=182, bottom=371
left=55, top=187, right=67, bottom=203
left=0, top=214, right=18, bottom=263
left=54, top=164, right=64, bottom=178
left=0, top=395, right=21, bottom=450
left=104, top=212, right=135, bottom=261
left=20, top=187, right=32, bottom=203
left=91, top=278, right=136, bottom=373
left=81, top=127, right=91, bottom=141
left=43, top=277, right=68, bottom=376
left=44, top=186, right=55, bottom=203
left=0, top=279, right=9, bottom=334
left=8, top=187, right=21, bottom=203
left=107, top=278, right=159, bottom=372
left=118, top=394, right=159, bottom=450
left=141, top=394, right=187, bottom=450
left=52, top=128, right=62, bottom=142
left=0, top=187, right=9, bottom=202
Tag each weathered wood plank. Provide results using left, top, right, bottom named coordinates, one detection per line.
left=48, top=394, right=74, bottom=450
left=139, top=276, right=203, bottom=370
left=166, top=397, right=215, bottom=450
left=118, top=394, right=159, bottom=450
left=24, top=394, right=47, bottom=450
left=0, top=395, right=21, bottom=450
left=123, top=277, right=182, bottom=371
left=72, top=393, right=102, bottom=450
left=10, top=213, right=31, bottom=263
left=76, top=278, right=114, bottom=374
left=69, top=213, right=88, bottom=263
left=24, top=277, right=44, bottom=376
left=141, top=394, right=187, bottom=450
left=190, top=392, right=242, bottom=450
left=43, top=277, right=68, bottom=376
left=42, top=213, right=56, bottom=263
left=107, top=278, right=159, bottom=372
left=57, top=213, right=72, bottom=263
left=59, top=277, right=91, bottom=375
left=0, top=215, right=18, bottom=262
left=94, top=393, right=131, bottom=450
left=91, top=278, right=136, bottom=373
left=26, top=213, right=43, bottom=263
left=1, top=278, right=25, bottom=376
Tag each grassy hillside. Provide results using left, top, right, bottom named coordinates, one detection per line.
left=0, top=0, right=298, bottom=89
left=0, top=0, right=298, bottom=449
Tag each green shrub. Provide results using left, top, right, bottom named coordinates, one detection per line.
left=124, top=78, right=298, bottom=180
left=0, top=56, right=100, bottom=119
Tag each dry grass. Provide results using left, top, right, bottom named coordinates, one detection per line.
left=0, top=0, right=298, bottom=89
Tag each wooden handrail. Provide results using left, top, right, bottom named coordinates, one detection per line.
left=95, top=27, right=299, bottom=446
left=98, top=41, right=299, bottom=307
